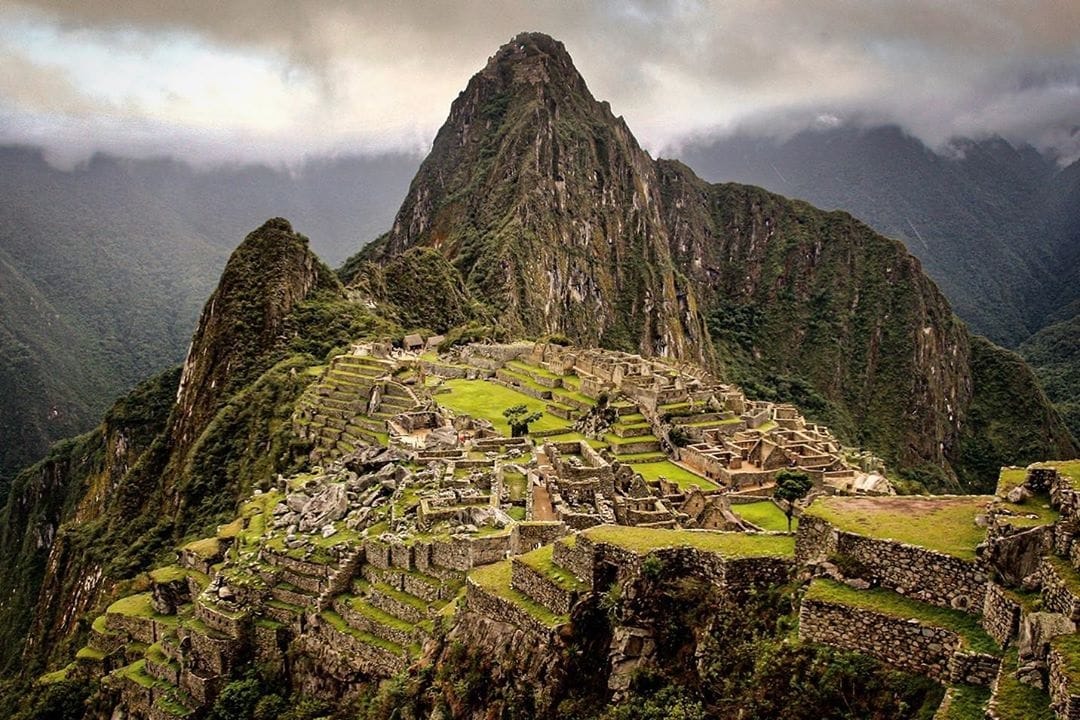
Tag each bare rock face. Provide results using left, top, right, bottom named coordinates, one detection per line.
left=1019, top=611, right=1076, bottom=666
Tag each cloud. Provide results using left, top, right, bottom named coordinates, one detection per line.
left=1, top=0, right=1078, bottom=165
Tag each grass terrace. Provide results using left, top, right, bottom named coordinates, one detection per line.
left=468, top=560, right=567, bottom=627
left=733, top=501, right=795, bottom=532
left=992, top=649, right=1053, bottom=720
left=633, top=460, right=717, bottom=491
left=517, top=544, right=586, bottom=592
left=1053, top=633, right=1080, bottom=692
left=805, top=579, right=1000, bottom=655
left=437, top=379, right=572, bottom=436
left=995, top=467, right=1028, bottom=496
left=582, top=525, right=795, bottom=559
left=804, top=495, right=990, bottom=560
left=938, top=686, right=991, bottom=720
left=107, top=592, right=174, bottom=622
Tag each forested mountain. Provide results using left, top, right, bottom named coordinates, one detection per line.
left=0, top=147, right=417, bottom=486
left=678, top=126, right=1080, bottom=439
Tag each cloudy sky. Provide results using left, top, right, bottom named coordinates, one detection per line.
left=2, top=0, right=1078, bottom=167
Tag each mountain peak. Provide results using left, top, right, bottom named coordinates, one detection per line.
left=477, top=32, right=587, bottom=95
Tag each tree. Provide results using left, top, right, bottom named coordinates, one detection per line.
left=773, top=469, right=813, bottom=532
left=503, top=404, right=543, bottom=438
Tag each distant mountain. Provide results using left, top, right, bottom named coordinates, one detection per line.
left=677, top=126, right=1077, bottom=346
left=357, top=32, right=1075, bottom=489
left=677, top=125, right=1080, bottom=440
left=0, top=147, right=417, bottom=485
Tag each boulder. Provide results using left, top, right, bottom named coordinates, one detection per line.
left=1007, top=485, right=1033, bottom=504
left=299, top=483, right=349, bottom=532
left=1019, top=612, right=1076, bottom=663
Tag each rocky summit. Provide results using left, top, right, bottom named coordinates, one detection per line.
left=1, top=30, right=1078, bottom=720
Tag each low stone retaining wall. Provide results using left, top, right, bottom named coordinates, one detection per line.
left=367, top=587, right=426, bottom=624
left=511, top=559, right=576, bottom=615
left=195, top=599, right=246, bottom=639
left=796, top=515, right=989, bottom=613
left=982, top=582, right=1022, bottom=646
left=105, top=613, right=157, bottom=645
left=1049, top=642, right=1080, bottom=720
left=1040, top=558, right=1080, bottom=623
left=553, top=540, right=594, bottom=589
left=335, top=598, right=414, bottom=647
left=464, top=579, right=559, bottom=637
left=799, top=599, right=999, bottom=685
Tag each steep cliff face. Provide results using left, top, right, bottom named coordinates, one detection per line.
left=172, top=217, right=337, bottom=454
left=0, top=368, right=178, bottom=676
left=657, top=164, right=975, bottom=479
left=359, top=32, right=1075, bottom=487
left=0, top=219, right=346, bottom=678
left=363, top=33, right=712, bottom=363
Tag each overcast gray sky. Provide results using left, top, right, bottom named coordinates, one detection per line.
left=2, top=0, right=1078, bottom=167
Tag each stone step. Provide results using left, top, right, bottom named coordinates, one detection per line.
left=270, top=583, right=315, bottom=608
left=334, top=595, right=427, bottom=648
left=353, top=578, right=430, bottom=625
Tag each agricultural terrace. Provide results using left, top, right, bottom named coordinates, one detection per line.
left=583, top=525, right=795, bottom=559
left=804, top=495, right=991, bottom=560
left=435, top=379, right=572, bottom=436
left=733, top=500, right=795, bottom=532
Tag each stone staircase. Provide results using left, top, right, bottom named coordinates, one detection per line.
left=294, top=352, right=418, bottom=461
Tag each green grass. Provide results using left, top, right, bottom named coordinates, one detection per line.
left=504, top=471, right=528, bottom=501
left=804, top=495, right=990, bottom=560
left=993, top=649, right=1053, bottom=720
left=91, top=615, right=110, bottom=635
left=517, top=545, right=586, bottom=592
left=468, top=560, right=567, bottom=627
left=76, top=645, right=105, bottom=661
left=583, top=525, right=795, bottom=559
left=181, top=536, right=221, bottom=559
left=437, top=379, right=572, bottom=436
left=508, top=506, right=526, bottom=521
left=938, top=685, right=991, bottom=720
left=149, top=565, right=188, bottom=584
left=107, top=592, right=163, bottom=619
left=38, top=663, right=73, bottom=685
left=118, top=659, right=155, bottom=688
left=733, top=501, right=795, bottom=532
left=320, top=610, right=403, bottom=655
left=996, top=492, right=1059, bottom=527
left=805, top=579, right=1000, bottom=655
left=1054, top=633, right=1080, bottom=687
left=632, top=460, right=717, bottom=491
left=995, top=467, right=1028, bottom=496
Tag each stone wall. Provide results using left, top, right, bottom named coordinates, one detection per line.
left=1041, top=558, right=1080, bottom=624
left=464, top=579, right=559, bottom=637
left=553, top=540, right=594, bottom=589
left=1049, top=642, right=1080, bottom=720
left=794, top=514, right=838, bottom=565
left=799, top=599, right=1000, bottom=685
left=982, top=582, right=1022, bottom=646
left=796, top=515, right=989, bottom=613
left=513, top=521, right=567, bottom=554
left=511, top=559, right=576, bottom=615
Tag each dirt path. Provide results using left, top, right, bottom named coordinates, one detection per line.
left=531, top=483, right=556, bottom=521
